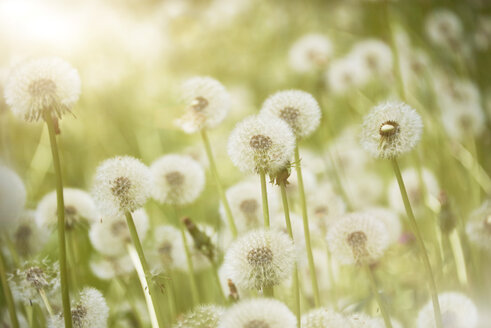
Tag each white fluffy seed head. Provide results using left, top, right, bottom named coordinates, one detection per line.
left=89, top=208, right=149, bottom=256
left=4, top=57, right=81, bottom=122
left=361, top=101, right=423, bottom=159
left=150, top=154, right=205, bottom=205
left=260, top=90, right=321, bottom=139
left=36, top=188, right=98, bottom=230
left=326, top=56, right=369, bottom=94
left=466, top=201, right=491, bottom=252
left=289, top=33, right=333, bottom=73
left=350, top=39, right=393, bottom=77
left=173, top=304, right=225, bottom=328
left=327, top=213, right=389, bottom=265
left=227, top=115, right=295, bottom=174
left=176, top=76, right=231, bottom=133
left=361, top=207, right=401, bottom=244
left=222, top=229, right=296, bottom=291
left=417, top=292, right=478, bottom=328
left=90, top=255, right=133, bottom=280
left=426, top=9, right=463, bottom=49
left=301, top=308, right=349, bottom=328
left=151, top=225, right=186, bottom=271
left=307, top=183, right=346, bottom=238
left=219, top=298, right=296, bottom=328
left=92, top=156, right=151, bottom=218
left=0, top=166, right=26, bottom=229
left=348, top=313, right=384, bottom=328
left=8, top=210, right=49, bottom=257
left=49, top=288, right=109, bottom=328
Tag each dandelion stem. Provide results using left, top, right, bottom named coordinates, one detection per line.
left=44, top=113, right=72, bottom=328
left=200, top=129, right=238, bottom=238
left=365, top=265, right=393, bottom=328
left=166, top=277, right=177, bottom=323
left=39, top=288, right=54, bottom=317
left=125, top=212, right=163, bottom=328
left=391, top=158, right=442, bottom=328
left=259, top=170, right=270, bottom=228
left=279, top=180, right=301, bottom=327
left=211, top=261, right=227, bottom=304
left=0, top=248, right=19, bottom=328
left=326, top=249, right=338, bottom=311
left=179, top=221, right=200, bottom=305
left=294, top=145, right=321, bottom=307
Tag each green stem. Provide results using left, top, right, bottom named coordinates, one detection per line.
left=200, top=129, right=238, bottom=238
left=125, top=212, right=164, bottom=328
left=366, top=265, right=393, bottom=328
left=44, top=114, right=72, bottom=328
left=0, top=248, right=19, bottom=328
left=294, top=145, right=321, bottom=307
left=66, top=231, right=79, bottom=292
left=211, top=262, right=227, bottom=304
left=279, top=181, right=301, bottom=327
left=39, top=288, right=54, bottom=317
left=166, top=277, right=177, bottom=324
left=179, top=222, right=200, bottom=305
left=259, top=170, right=270, bottom=228
left=391, top=158, right=442, bottom=328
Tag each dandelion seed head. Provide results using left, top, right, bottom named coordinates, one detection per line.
left=466, top=201, right=491, bottom=252
left=7, top=210, right=49, bottom=257
left=89, top=208, right=149, bottom=256
left=361, top=207, right=401, bottom=244
left=173, top=304, right=225, bottom=328
left=361, top=101, right=423, bottom=159
left=228, top=116, right=295, bottom=174
left=151, top=225, right=186, bottom=271
left=176, top=76, right=230, bottom=133
left=327, top=213, right=389, bottom=265
left=49, top=288, right=109, bottom=328
left=289, top=34, right=333, bottom=72
left=92, top=156, right=151, bottom=218
left=307, top=183, right=346, bottom=237
left=326, top=56, right=369, bottom=94
left=417, top=292, right=478, bottom=328
left=0, top=166, right=26, bottom=229
left=260, top=90, right=321, bottom=138
left=4, top=57, right=81, bottom=122
left=301, top=308, right=349, bottom=328
left=426, top=9, right=463, bottom=49
left=150, top=154, right=205, bottom=205
left=36, top=188, right=97, bottom=230
left=90, top=255, right=133, bottom=280
left=351, top=39, right=393, bottom=77
left=222, top=229, right=295, bottom=291
left=219, top=298, right=296, bottom=328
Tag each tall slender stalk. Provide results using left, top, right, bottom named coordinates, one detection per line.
left=125, top=212, right=164, bottom=328
left=279, top=180, right=301, bottom=327
left=166, top=277, right=177, bottom=323
left=391, top=158, right=442, bottom=328
left=0, top=248, right=19, bottom=328
left=179, top=222, right=200, bottom=305
left=365, top=265, right=393, bottom=328
left=39, top=288, right=54, bottom=317
left=259, top=170, right=270, bottom=228
left=294, top=145, right=321, bottom=307
left=200, top=129, right=238, bottom=238
left=44, top=114, right=72, bottom=328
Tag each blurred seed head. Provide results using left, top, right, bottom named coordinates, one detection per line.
left=150, top=224, right=187, bottom=271
left=0, top=166, right=26, bottom=229
left=417, top=292, right=478, bottom=328
left=219, top=298, right=296, bottom=328
left=173, top=304, right=225, bottom=328
left=360, top=207, right=401, bottom=245
left=90, top=254, right=134, bottom=280
left=361, top=101, right=423, bottom=159
left=350, top=39, right=393, bottom=77
left=4, top=57, right=81, bottom=122
left=301, top=308, right=349, bottom=328
left=222, top=229, right=295, bottom=291
left=289, top=34, right=333, bottom=73
left=466, top=201, right=491, bottom=252
left=228, top=115, right=295, bottom=175
left=92, top=156, right=151, bottom=218
left=326, top=56, right=369, bottom=94
left=176, top=76, right=231, bottom=133
left=426, top=9, right=463, bottom=50
left=307, top=183, right=346, bottom=237
left=8, top=210, right=49, bottom=257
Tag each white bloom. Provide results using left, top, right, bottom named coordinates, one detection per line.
left=260, top=90, right=321, bottom=139
left=49, top=288, right=109, bottom=328
left=400, top=49, right=430, bottom=86
left=289, top=34, right=333, bottom=72
left=327, top=213, right=389, bottom=265
left=36, top=188, right=98, bottom=230
left=222, top=229, right=295, bottom=291
left=92, top=156, right=151, bottom=218
left=417, top=292, right=478, bottom=328
left=4, top=57, right=81, bottom=122
left=176, top=76, right=230, bottom=133
left=286, top=166, right=318, bottom=197
left=361, top=207, right=401, bottom=244
left=150, top=154, right=205, bottom=205
left=326, top=56, right=369, bottom=94
left=345, top=171, right=384, bottom=210
left=7, top=210, right=49, bottom=257
left=388, top=167, right=439, bottom=217
left=426, top=9, right=463, bottom=49
left=228, top=115, right=295, bottom=174
left=219, top=298, right=296, bottom=328
left=90, top=255, right=133, bottom=280
left=350, top=39, right=393, bottom=77
left=466, top=201, right=491, bottom=251
left=89, top=209, right=149, bottom=256
left=0, top=166, right=26, bottom=228
left=1, top=310, right=28, bottom=328
left=150, top=225, right=187, bottom=271
left=473, top=16, right=491, bottom=51
left=270, top=212, right=305, bottom=250
left=173, top=304, right=225, bottom=328
left=361, top=101, right=423, bottom=159
left=301, top=308, right=349, bottom=328
left=307, top=183, right=346, bottom=237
